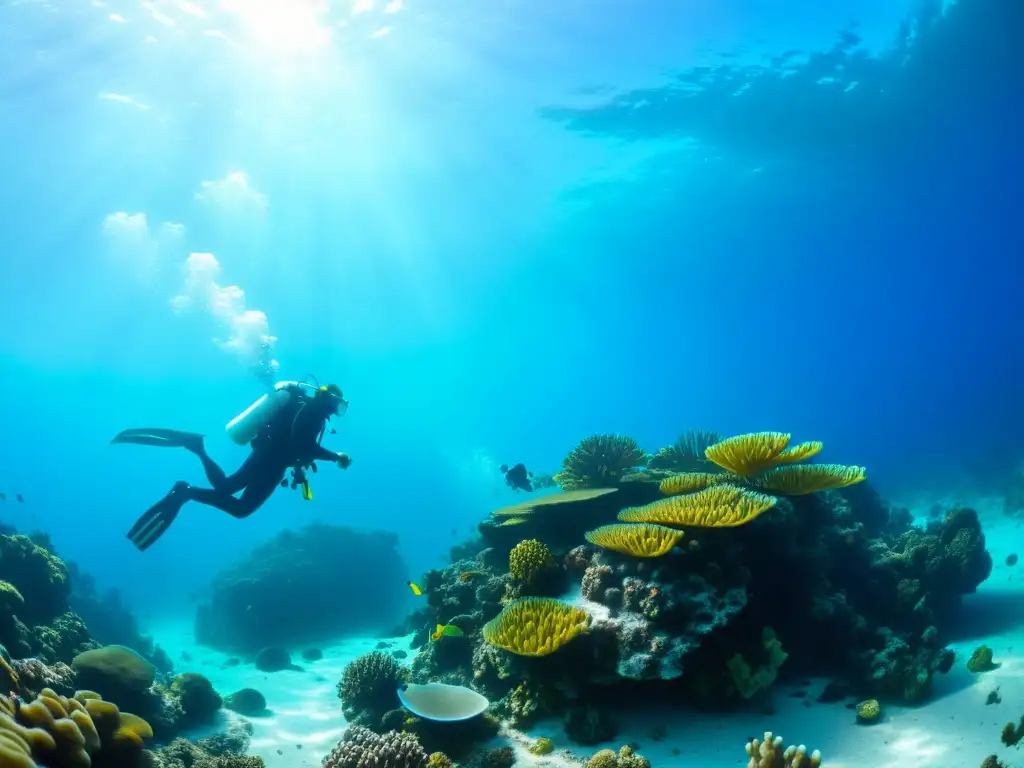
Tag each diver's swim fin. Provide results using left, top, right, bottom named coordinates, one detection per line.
left=112, top=428, right=204, bottom=450
left=127, top=482, right=190, bottom=552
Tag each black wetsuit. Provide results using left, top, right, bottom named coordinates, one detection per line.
left=184, top=388, right=338, bottom=518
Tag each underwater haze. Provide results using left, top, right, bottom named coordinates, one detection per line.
left=0, top=1, right=1023, bottom=765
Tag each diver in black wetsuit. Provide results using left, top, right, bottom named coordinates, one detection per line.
left=113, top=383, right=351, bottom=552
left=500, top=463, right=534, bottom=493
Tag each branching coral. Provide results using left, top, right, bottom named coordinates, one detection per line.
left=553, top=435, right=647, bottom=490
left=322, top=726, right=427, bottom=768
left=658, top=472, right=733, bottom=496
left=754, top=465, right=867, bottom=495
left=508, top=540, right=553, bottom=584
left=584, top=524, right=683, bottom=558
left=705, top=433, right=821, bottom=477
left=648, top=430, right=721, bottom=473
left=337, top=652, right=410, bottom=730
left=482, top=598, right=590, bottom=656
left=618, top=484, right=777, bottom=528
left=744, top=732, right=821, bottom=768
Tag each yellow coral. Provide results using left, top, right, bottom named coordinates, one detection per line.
left=705, top=432, right=822, bottom=477
left=618, top=484, right=776, bottom=528
left=529, top=738, right=554, bottom=756
left=855, top=698, right=881, bottom=724
left=509, top=539, right=554, bottom=583
left=659, top=472, right=733, bottom=496
left=753, top=464, right=867, bottom=495
left=427, top=752, right=453, bottom=768
left=584, top=524, right=683, bottom=558
left=483, top=598, right=591, bottom=656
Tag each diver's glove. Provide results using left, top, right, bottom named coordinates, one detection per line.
left=335, top=452, right=353, bottom=469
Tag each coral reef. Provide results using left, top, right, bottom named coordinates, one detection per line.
left=322, top=726, right=427, bottom=768
left=553, top=435, right=647, bottom=490
left=399, top=428, right=993, bottom=749
left=195, top=524, right=410, bottom=653
left=170, top=673, right=222, bottom=727
left=337, top=651, right=409, bottom=730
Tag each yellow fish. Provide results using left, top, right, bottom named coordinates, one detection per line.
left=458, top=571, right=485, bottom=582
left=498, top=517, right=529, bottom=527
left=431, top=623, right=464, bottom=642
left=407, top=581, right=424, bottom=597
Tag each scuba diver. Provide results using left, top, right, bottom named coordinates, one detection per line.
left=113, top=379, right=351, bottom=552
left=500, top=463, right=534, bottom=493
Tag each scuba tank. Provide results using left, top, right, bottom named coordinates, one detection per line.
left=225, top=380, right=318, bottom=446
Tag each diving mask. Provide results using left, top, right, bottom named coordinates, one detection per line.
left=320, top=384, right=348, bottom=417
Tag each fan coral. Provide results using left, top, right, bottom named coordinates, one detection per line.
left=482, top=598, right=591, bottom=656
left=337, top=651, right=409, bottom=730
left=322, top=726, right=427, bottom=768
left=658, top=472, right=732, bottom=496
left=744, top=732, right=821, bottom=768
left=618, top=484, right=777, bottom=528
left=509, top=540, right=554, bottom=584
left=648, top=430, right=721, bottom=473
left=754, top=464, right=867, bottom=495
left=584, top=524, right=683, bottom=557
left=705, top=433, right=821, bottom=477
left=553, top=435, right=647, bottom=490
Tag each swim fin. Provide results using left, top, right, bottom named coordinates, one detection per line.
left=112, top=428, right=204, bottom=451
left=127, top=481, right=190, bottom=552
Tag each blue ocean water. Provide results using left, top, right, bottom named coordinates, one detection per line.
left=0, top=1, right=1021, bottom=763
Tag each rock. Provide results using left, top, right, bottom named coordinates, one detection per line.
left=225, top=688, right=268, bottom=716
left=256, top=646, right=301, bottom=673
left=301, top=648, right=323, bottom=662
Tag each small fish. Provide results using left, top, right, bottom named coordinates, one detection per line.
left=15, top=494, right=23, bottom=503
left=431, top=623, right=464, bottom=641
left=458, top=571, right=485, bottom=582
left=498, top=517, right=529, bottom=527
left=407, top=581, right=424, bottom=597
left=0, top=493, right=5, bottom=501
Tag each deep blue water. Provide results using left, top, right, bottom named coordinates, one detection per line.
left=0, top=0, right=1020, bottom=616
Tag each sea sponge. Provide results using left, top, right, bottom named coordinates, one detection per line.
left=553, top=435, right=647, bottom=490
left=754, top=464, right=867, bottom=495
left=337, top=651, right=409, bottom=729
left=706, top=433, right=822, bottom=477
left=967, top=645, right=1000, bottom=673
left=170, top=673, right=223, bottom=726
left=322, top=725, right=427, bottom=768
left=856, top=698, right=882, bottom=724
left=658, top=472, right=733, bottom=496
left=509, top=540, right=554, bottom=584
left=584, top=524, right=683, bottom=558
left=529, top=737, right=554, bottom=756
left=744, top=732, right=821, bottom=768
left=618, top=484, right=777, bottom=528
left=482, top=598, right=590, bottom=657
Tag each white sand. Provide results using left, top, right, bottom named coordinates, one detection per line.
left=144, top=510, right=1024, bottom=768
